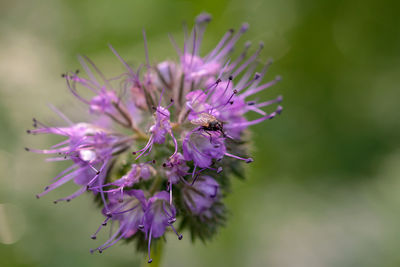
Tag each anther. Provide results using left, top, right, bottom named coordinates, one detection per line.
left=217, top=167, right=223, bottom=173
left=102, top=222, right=107, bottom=226
left=132, top=151, right=137, bottom=155
left=228, top=28, right=235, bottom=34
left=152, top=160, right=156, bottom=164
left=138, top=224, right=144, bottom=230
left=75, top=69, right=80, bottom=74
left=24, top=147, right=30, bottom=151
left=35, top=195, right=40, bottom=199
left=247, top=101, right=256, bottom=106
left=148, top=259, right=153, bottom=264
left=240, top=23, right=249, bottom=33
left=66, top=199, right=71, bottom=202
left=275, top=75, right=282, bottom=81
left=229, top=75, right=233, bottom=80
left=98, top=249, right=103, bottom=254
left=44, top=186, right=49, bottom=190
left=178, top=234, right=183, bottom=240
left=216, top=78, right=221, bottom=84
left=61, top=73, right=66, bottom=78
left=168, top=218, right=176, bottom=224
left=162, top=163, right=167, bottom=167
left=90, top=235, right=96, bottom=240
left=196, top=13, right=211, bottom=23
left=254, top=73, right=261, bottom=80
left=259, top=41, right=264, bottom=48
left=245, top=158, right=254, bottom=163
left=53, top=201, right=58, bottom=204
left=170, top=98, right=174, bottom=103
left=26, top=129, right=31, bottom=134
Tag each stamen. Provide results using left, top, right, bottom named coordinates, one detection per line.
left=225, top=152, right=253, bottom=163
left=241, top=76, right=282, bottom=98
left=135, top=135, right=154, bottom=160
left=77, top=55, right=101, bottom=87
left=229, top=105, right=282, bottom=128
left=170, top=224, right=183, bottom=240
left=204, top=78, right=221, bottom=94
left=191, top=174, right=199, bottom=186
left=143, top=30, right=150, bottom=72
left=169, top=131, right=178, bottom=158
left=147, top=227, right=153, bottom=263
left=162, top=201, right=174, bottom=219
left=53, top=186, right=87, bottom=204
left=48, top=104, right=74, bottom=125
left=109, top=44, right=137, bottom=76
left=204, top=29, right=234, bottom=61
left=88, top=164, right=100, bottom=175
left=170, top=182, right=173, bottom=205
left=235, top=72, right=261, bottom=93
left=225, top=89, right=238, bottom=105
left=254, top=95, right=283, bottom=108
left=91, top=217, right=111, bottom=239
left=227, top=41, right=251, bottom=72
left=213, top=22, right=249, bottom=62
left=168, top=33, right=182, bottom=56
left=232, top=42, right=264, bottom=78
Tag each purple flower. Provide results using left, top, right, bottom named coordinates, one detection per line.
left=91, top=163, right=156, bottom=202
left=144, top=191, right=182, bottom=263
left=182, top=176, right=219, bottom=215
left=182, top=130, right=225, bottom=168
left=28, top=12, right=283, bottom=263
left=28, top=121, right=130, bottom=205
left=91, top=190, right=147, bottom=253
left=135, top=100, right=178, bottom=159
left=164, top=153, right=190, bottom=185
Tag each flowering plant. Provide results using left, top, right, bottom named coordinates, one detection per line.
left=27, top=13, right=282, bottom=264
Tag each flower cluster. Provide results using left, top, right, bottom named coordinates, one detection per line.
left=27, top=13, right=282, bottom=263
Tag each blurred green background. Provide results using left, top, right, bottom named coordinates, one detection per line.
left=1, top=0, right=400, bottom=266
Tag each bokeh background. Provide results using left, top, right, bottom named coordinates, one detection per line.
left=1, top=0, right=400, bottom=266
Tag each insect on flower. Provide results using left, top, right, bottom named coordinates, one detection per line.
left=190, top=112, right=226, bottom=138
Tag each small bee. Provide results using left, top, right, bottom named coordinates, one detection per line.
left=191, top=113, right=225, bottom=137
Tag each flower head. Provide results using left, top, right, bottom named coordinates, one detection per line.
left=27, top=12, right=283, bottom=263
